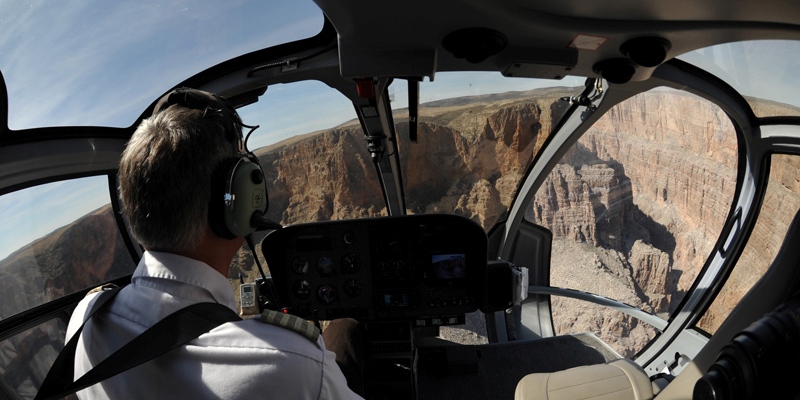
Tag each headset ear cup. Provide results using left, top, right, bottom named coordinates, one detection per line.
left=209, top=158, right=241, bottom=239
left=209, top=156, right=269, bottom=239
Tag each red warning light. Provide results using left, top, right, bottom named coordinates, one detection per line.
left=356, top=78, right=375, bottom=99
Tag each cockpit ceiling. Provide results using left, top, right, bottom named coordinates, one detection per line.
left=316, top=0, right=800, bottom=80
left=503, top=0, right=800, bottom=24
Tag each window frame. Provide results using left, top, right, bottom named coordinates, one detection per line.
left=494, top=59, right=764, bottom=375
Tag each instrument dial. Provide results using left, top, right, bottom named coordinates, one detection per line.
left=292, top=280, right=311, bottom=300
left=317, top=284, right=338, bottom=305
left=341, top=253, right=361, bottom=274
left=291, top=257, right=309, bottom=275
left=342, top=231, right=356, bottom=245
left=317, top=256, right=335, bottom=276
left=343, top=279, right=362, bottom=297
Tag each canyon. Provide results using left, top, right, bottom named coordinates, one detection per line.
left=251, top=88, right=794, bottom=356
left=2, top=87, right=797, bottom=370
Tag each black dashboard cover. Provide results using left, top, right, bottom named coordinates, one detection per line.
left=260, top=214, right=488, bottom=321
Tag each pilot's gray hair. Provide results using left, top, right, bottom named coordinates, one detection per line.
left=119, top=105, right=240, bottom=253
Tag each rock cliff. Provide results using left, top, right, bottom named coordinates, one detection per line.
left=257, top=89, right=572, bottom=231
left=4, top=87, right=797, bottom=364
left=0, top=204, right=133, bottom=393
left=250, top=88, right=783, bottom=356
left=0, top=204, right=133, bottom=320
left=526, top=90, right=743, bottom=355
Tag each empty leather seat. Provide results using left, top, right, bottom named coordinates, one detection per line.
left=514, top=359, right=655, bottom=400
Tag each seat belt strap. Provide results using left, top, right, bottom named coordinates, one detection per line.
left=35, top=287, right=241, bottom=400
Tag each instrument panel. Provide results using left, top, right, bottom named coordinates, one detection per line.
left=260, top=214, right=488, bottom=322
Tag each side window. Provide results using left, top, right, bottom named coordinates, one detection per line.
left=0, top=175, right=136, bottom=397
left=697, top=154, right=800, bottom=333
left=526, top=88, right=738, bottom=357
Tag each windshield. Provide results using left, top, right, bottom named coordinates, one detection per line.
left=391, top=73, right=587, bottom=230
left=238, top=72, right=586, bottom=232
left=678, top=40, right=800, bottom=118
left=0, top=0, right=324, bottom=130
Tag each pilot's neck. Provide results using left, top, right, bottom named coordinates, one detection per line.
left=174, top=227, right=245, bottom=277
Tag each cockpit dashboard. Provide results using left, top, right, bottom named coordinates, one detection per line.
left=260, top=214, right=489, bottom=326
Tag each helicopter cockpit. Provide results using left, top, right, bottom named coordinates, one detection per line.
left=2, top=0, right=800, bottom=399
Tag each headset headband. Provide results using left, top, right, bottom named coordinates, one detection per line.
left=153, top=87, right=243, bottom=147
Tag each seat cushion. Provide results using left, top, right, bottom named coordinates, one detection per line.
left=514, top=359, right=654, bottom=400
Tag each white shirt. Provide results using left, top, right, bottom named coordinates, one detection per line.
left=66, top=251, right=363, bottom=400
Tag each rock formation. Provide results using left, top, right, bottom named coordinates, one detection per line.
left=0, top=205, right=134, bottom=393
left=3, top=87, right=799, bottom=367
left=257, top=89, right=573, bottom=231
left=0, top=204, right=133, bottom=320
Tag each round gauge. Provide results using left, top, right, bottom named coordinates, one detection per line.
left=291, top=257, right=309, bottom=275
left=343, top=279, right=362, bottom=297
left=342, top=231, right=356, bottom=245
left=292, top=280, right=311, bottom=300
left=317, top=256, right=335, bottom=276
left=317, top=284, right=338, bottom=305
left=341, top=253, right=361, bottom=274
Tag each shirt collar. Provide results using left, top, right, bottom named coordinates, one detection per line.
left=132, top=251, right=238, bottom=311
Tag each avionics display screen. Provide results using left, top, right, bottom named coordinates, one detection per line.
left=430, top=253, right=466, bottom=280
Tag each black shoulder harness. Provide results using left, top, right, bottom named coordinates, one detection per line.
left=35, top=285, right=241, bottom=400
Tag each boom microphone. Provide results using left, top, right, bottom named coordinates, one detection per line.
left=250, top=211, right=282, bottom=231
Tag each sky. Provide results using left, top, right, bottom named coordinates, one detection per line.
left=1, top=0, right=800, bottom=261
left=0, top=0, right=324, bottom=130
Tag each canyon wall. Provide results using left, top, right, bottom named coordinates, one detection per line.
left=257, top=89, right=572, bottom=231
left=0, top=204, right=133, bottom=320
left=0, top=205, right=133, bottom=395
left=252, top=88, right=748, bottom=356
left=526, top=91, right=741, bottom=355
left=4, top=87, right=798, bottom=370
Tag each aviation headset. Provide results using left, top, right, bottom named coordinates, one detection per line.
left=152, top=87, right=269, bottom=239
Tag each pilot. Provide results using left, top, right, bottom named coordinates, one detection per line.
left=64, top=88, right=365, bottom=399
